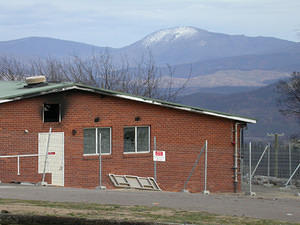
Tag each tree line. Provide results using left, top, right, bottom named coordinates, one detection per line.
left=2, top=52, right=299, bottom=125
left=277, top=72, right=300, bottom=121
left=0, top=53, right=190, bottom=101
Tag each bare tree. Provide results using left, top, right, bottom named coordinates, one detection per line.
left=0, top=56, right=27, bottom=80
left=277, top=72, right=300, bottom=117
left=0, top=53, right=190, bottom=101
left=161, top=64, right=192, bottom=101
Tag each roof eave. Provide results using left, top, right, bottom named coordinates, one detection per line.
left=0, top=85, right=75, bottom=104
left=0, top=83, right=256, bottom=124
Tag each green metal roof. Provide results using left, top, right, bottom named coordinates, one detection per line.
left=0, top=80, right=256, bottom=123
left=0, top=81, right=74, bottom=100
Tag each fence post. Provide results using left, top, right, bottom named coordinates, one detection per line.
left=267, top=133, right=284, bottom=177
left=267, top=145, right=270, bottom=182
left=247, top=142, right=256, bottom=196
left=203, top=140, right=210, bottom=195
left=97, top=132, right=106, bottom=190
left=289, top=143, right=292, bottom=177
left=154, top=136, right=157, bottom=181
left=99, top=133, right=102, bottom=187
left=17, top=155, right=20, bottom=176
left=41, top=127, right=52, bottom=185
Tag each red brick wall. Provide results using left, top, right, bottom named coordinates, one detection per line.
left=0, top=90, right=242, bottom=192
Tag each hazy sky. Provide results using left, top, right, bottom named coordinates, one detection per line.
left=0, top=0, right=299, bottom=47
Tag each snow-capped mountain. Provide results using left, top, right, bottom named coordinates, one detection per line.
left=1, top=26, right=300, bottom=76
left=142, top=26, right=200, bottom=47
left=116, top=26, right=299, bottom=65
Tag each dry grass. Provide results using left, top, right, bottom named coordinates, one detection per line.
left=0, top=198, right=299, bottom=225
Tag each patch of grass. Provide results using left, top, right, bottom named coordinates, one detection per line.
left=0, top=198, right=298, bottom=225
left=129, top=205, right=161, bottom=212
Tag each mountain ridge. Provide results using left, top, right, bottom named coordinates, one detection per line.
left=0, top=36, right=111, bottom=58
left=1, top=26, right=300, bottom=65
left=0, top=26, right=299, bottom=88
left=117, top=26, right=300, bottom=65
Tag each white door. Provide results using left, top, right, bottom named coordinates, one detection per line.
left=38, top=132, right=64, bottom=186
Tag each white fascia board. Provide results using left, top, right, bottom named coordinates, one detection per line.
left=200, top=111, right=256, bottom=124
left=112, top=93, right=256, bottom=124
left=0, top=99, right=13, bottom=104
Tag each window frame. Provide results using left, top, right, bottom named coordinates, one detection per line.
left=123, top=126, right=150, bottom=154
left=83, top=127, right=112, bottom=156
left=43, top=103, right=61, bottom=123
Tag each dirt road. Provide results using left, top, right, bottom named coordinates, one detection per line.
left=0, top=184, right=299, bottom=223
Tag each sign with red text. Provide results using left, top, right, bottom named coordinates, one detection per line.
left=153, top=151, right=166, bottom=162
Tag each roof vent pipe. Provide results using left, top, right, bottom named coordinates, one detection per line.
left=25, top=75, right=46, bottom=85
left=24, top=76, right=48, bottom=88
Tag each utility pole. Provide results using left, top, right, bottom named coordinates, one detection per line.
left=267, top=133, right=284, bottom=177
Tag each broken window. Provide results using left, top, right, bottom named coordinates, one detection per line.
left=43, top=104, right=61, bottom=122
left=124, top=126, right=150, bottom=153
left=83, top=128, right=111, bottom=155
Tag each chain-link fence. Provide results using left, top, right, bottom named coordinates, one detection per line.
left=241, top=141, right=300, bottom=196
left=0, top=129, right=246, bottom=193
left=3, top=127, right=299, bottom=195
left=0, top=129, right=218, bottom=193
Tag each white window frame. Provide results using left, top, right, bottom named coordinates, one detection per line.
left=123, top=126, right=150, bottom=154
left=83, top=127, right=112, bottom=156
left=43, top=103, right=61, bottom=123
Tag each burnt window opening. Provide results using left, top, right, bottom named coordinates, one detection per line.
left=43, top=104, right=61, bottom=122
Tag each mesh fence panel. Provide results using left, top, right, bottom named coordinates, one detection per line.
left=242, top=142, right=300, bottom=180
left=241, top=142, right=300, bottom=196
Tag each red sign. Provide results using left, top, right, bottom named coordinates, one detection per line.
left=48, top=152, right=56, bottom=155
left=153, top=151, right=166, bottom=162
left=155, top=151, right=163, bottom=156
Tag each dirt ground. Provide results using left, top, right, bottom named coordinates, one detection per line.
left=0, top=183, right=299, bottom=223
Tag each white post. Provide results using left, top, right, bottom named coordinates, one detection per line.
left=267, top=145, right=270, bottom=183
left=41, top=127, right=52, bottom=185
left=17, top=155, right=20, bottom=175
left=203, top=140, right=210, bottom=195
left=289, top=143, right=292, bottom=177
left=96, top=132, right=106, bottom=190
left=249, top=142, right=252, bottom=193
left=154, top=136, right=157, bottom=181
left=99, top=133, right=102, bottom=187
left=247, top=142, right=256, bottom=196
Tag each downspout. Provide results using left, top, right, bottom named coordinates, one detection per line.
left=234, top=122, right=239, bottom=193
left=239, top=124, right=246, bottom=192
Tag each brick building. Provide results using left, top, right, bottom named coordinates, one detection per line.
left=0, top=79, right=256, bottom=193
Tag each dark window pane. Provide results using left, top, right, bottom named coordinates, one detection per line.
left=137, top=127, right=149, bottom=152
left=124, top=127, right=135, bottom=152
left=44, top=104, right=60, bottom=122
left=84, top=128, right=96, bottom=154
left=98, top=128, right=110, bottom=154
